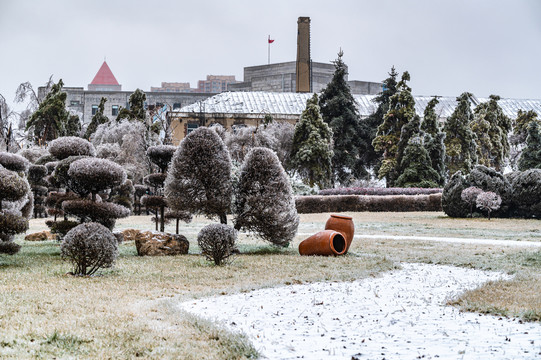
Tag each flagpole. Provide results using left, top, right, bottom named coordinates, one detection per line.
left=268, top=35, right=270, bottom=64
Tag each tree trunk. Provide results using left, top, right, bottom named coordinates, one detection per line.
left=220, top=213, right=227, bottom=225
left=160, top=206, right=165, bottom=232
left=176, top=219, right=179, bottom=235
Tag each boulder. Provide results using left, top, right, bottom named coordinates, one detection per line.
left=122, top=229, right=141, bottom=242
left=133, top=230, right=189, bottom=256
left=24, top=231, right=57, bottom=241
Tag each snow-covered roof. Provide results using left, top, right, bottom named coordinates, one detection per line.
left=173, top=91, right=541, bottom=119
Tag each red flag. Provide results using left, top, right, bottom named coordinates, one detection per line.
left=268, top=36, right=274, bottom=44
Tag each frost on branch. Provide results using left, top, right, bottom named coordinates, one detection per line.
left=476, top=191, right=501, bottom=220
left=234, top=147, right=299, bottom=247
left=165, top=127, right=232, bottom=224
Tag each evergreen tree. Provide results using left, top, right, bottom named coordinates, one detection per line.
left=443, top=92, right=477, bottom=175
left=319, top=50, right=362, bottom=185
left=395, top=136, right=440, bottom=188
left=372, top=71, right=417, bottom=186
left=518, top=121, right=541, bottom=170
left=290, top=94, right=333, bottom=188
left=471, top=95, right=512, bottom=171
left=363, top=66, right=399, bottom=177
left=421, top=97, right=446, bottom=186
left=66, top=114, right=81, bottom=137
left=26, top=79, right=70, bottom=145
left=116, top=89, right=146, bottom=122
left=85, top=97, right=109, bottom=139
left=512, top=109, right=539, bottom=145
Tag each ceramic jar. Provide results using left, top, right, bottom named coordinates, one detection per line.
left=325, top=214, right=354, bottom=253
left=298, top=230, right=347, bottom=256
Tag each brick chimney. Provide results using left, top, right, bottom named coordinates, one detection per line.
left=296, top=17, right=311, bottom=93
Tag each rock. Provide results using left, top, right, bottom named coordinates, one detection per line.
left=133, top=230, right=189, bottom=256
left=113, top=231, right=124, bottom=244
left=122, top=229, right=141, bottom=242
left=24, top=230, right=57, bottom=241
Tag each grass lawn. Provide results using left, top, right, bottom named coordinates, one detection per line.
left=0, top=212, right=539, bottom=359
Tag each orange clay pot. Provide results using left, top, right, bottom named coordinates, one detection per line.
left=325, top=214, right=354, bottom=253
left=298, top=230, right=347, bottom=256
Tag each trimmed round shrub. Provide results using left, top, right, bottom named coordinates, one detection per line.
left=62, top=200, right=130, bottom=230
left=36, top=154, right=58, bottom=165
left=96, top=143, right=121, bottom=160
left=234, top=147, right=299, bottom=247
left=68, top=158, right=126, bottom=198
left=28, top=165, right=48, bottom=183
left=49, top=136, right=96, bottom=160
left=0, top=169, right=30, bottom=202
left=18, top=148, right=49, bottom=163
left=144, top=173, right=168, bottom=189
left=61, top=222, right=118, bottom=276
left=0, top=152, right=29, bottom=173
left=52, top=156, right=89, bottom=195
left=147, top=145, right=176, bottom=172
left=140, top=195, right=168, bottom=209
left=46, top=219, right=79, bottom=238
left=110, top=180, right=135, bottom=211
left=197, top=224, right=237, bottom=265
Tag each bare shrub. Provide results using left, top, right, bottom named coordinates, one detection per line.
left=476, top=191, right=502, bottom=220
left=61, top=222, right=118, bottom=276
left=234, top=147, right=299, bottom=247
left=49, top=136, right=96, bottom=160
left=461, top=186, right=483, bottom=218
left=197, top=224, right=237, bottom=265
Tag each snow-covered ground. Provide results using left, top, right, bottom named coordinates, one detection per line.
left=179, top=263, right=541, bottom=359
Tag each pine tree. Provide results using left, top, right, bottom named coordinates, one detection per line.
left=443, top=92, right=477, bottom=175
left=26, top=79, right=70, bottom=145
left=116, top=89, right=147, bottom=122
left=290, top=94, right=333, bottom=188
left=395, top=136, right=440, bottom=188
left=363, top=66, right=399, bottom=177
left=421, top=97, right=446, bottom=186
left=372, top=71, right=417, bottom=186
left=512, top=109, right=539, bottom=145
left=471, top=95, right=512, bottom=171
left=518, top=121, right=541, bottom=170
left=85, top=97, right=109, bottom=139
left=319, top=50, right=362, bottom=185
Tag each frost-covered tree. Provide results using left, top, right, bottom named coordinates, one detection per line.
left=142, top=145, right=177, bottom=232
left=421, top=97, right=446, bottom=186
left=25, top=79, right=71, bottom=145
left=471, top=95, right=512, bottom=171
left=476, top=191, right=501, bottom=220
left=444, top=92, right=478, bottom=175
left=116, top=89, right=146, bottom=122
left=512, top=110, right=539, bottom=145
left=361, top=66, right=399, bottom=177
left=461, top=186, right=483, bottom=218
left=0, top=165, right=31, bottom=255
left=224, top=121, right=294, bottom=168
left=319, top=50, right=363, bottom=185
left=234, top=147, right=299, bottom=247
left=49, top=136, right=96, bottom=160
left=85, top=97, right=109, bottom=139
left=518, top=121, right=541, bottom=171
left=290, top=94, right=333, bottom=188
left=373, top=71, right=417, bottom=186
left=395, top=136, right=440, bottom=188
left=165, top=127, right=232, bottom=224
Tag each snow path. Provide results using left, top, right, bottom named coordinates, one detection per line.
left=179, top=263, right=541, bottom=359
left=296, top=233, right=541, bottom=248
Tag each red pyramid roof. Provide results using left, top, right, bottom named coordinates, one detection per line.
left=90, top=61, right=120, bottom=85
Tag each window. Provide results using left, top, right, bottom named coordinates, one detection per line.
left=70, top=100, right=80, bottom=106
left=112, top=105, right=119, bottom=116
left=92, top=105, right=98, bottom=115
left=187, top=123, right=198, bottom=134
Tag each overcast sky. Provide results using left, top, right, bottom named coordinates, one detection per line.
left=1, top=0, right=540, bottom=112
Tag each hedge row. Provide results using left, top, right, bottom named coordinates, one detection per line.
left=318, top=187, right=442, bottom=196
left=296, top=194, right=442, bottom=213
